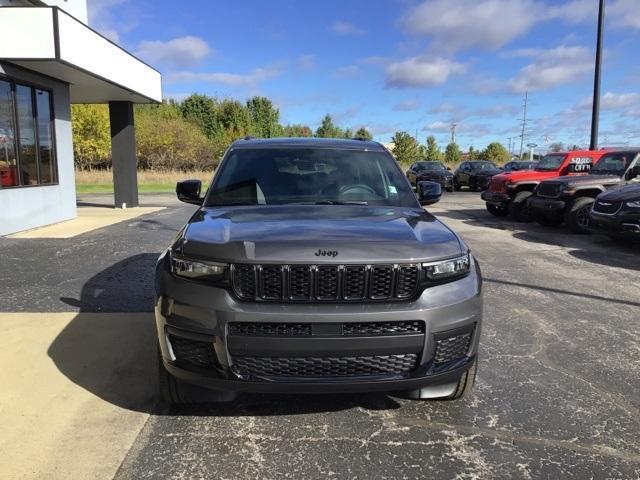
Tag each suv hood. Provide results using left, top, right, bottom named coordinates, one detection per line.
left=542, top=174, right=622, bottom=187
left=493, top=170, right=560, bottom=183
left=178, top=205, right=464, bottom=263
left=474, top=169, right=502, bottom=176
left=597, top=183, right=640, bottom=201
left=418, top=170, right=453, bottom=178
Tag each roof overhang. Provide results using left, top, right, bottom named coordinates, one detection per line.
left=0, top=6, right=162, bottom=103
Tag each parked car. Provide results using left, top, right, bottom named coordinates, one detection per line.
left=503, top=161, right=536, bottom=172
left=481, top=150, right=609, bottom=221
left=156, top=138, right=483, bottom=405
left=529, top=149, right=640, bottom=232
left=453, top=161, right=502, bottom=192
left=589, top=183, right=640, bottom=240
left=406, top=161, right=454, bottom=191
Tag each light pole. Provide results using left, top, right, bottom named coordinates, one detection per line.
left=526, top=143, right=537, bottom=162
left=590, top=0, right=605, bottom=150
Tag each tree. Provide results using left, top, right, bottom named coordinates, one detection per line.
left=549, top=142, right=564, bottom=152
left=283, top=124, right=312, bottom=137
left=179, top=94, right=219, bottom=138
left=444, top=142, right=462, bottom=164
left=391, top=131, right=421, bottom=165
left=355, top=127, right=373, bottom=140
left=343, top=128, right=353, bottom=139
left=468, top=146, right=478, bottom=160
left=216, top=99, right=254, bottom=139
left=136, top=106, right=217, bottom=170
left=246, top=96, right=281, bottom=138
left=480, top=142, right=510, bottom=164
left=316, top=114, right=342, bottom=138
left=71, top=104, right=111, bottom=170
left=425, top=135, right=442, bottom=161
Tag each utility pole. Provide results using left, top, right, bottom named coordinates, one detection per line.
left=590, top=0, right=605, bottom=150
left=518, top=91, right=528, bottom=159
left=450, top=123, right=457, bottom=144
left=507, top=137, right=513, bottom=155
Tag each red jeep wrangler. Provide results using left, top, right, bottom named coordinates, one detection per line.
left=481, top=150, right=608, bottom=221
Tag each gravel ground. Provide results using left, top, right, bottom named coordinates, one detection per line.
left=1, top=191, right=638, bottom=479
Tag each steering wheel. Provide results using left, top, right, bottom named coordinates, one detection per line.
left=338, top=184, right=377, bottom=196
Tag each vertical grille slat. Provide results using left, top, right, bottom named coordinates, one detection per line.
left=232, top=263, right=421, bottom=303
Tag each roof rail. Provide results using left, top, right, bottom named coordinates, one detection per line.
left=243, top=136, right=255, bottom=141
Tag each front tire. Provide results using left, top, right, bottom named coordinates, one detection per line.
left=509, top=191, right=534, bottom=222
left=486, top=203, right=509, bottom=217
left=565, top=197, right=594, bottom=234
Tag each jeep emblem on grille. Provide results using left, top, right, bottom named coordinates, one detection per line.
left=315, top=249, right=338, bottom=257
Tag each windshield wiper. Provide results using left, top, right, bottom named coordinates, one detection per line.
left=293, top=200, right=369, bottom=206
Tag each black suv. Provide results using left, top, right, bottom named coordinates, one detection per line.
left=453, top=161, right=502, bottom=191
left=590, top=183, right=640, bottom=239
left=529, top=150, right=640, bottom=233
left=156, top=138, right=482, bottom=405
left=406, top=161, right=454, bottom=191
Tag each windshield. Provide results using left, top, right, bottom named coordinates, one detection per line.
left=535, top=154, right=566, bottom=171
left=416, top=162, right=446, bottom=171
left=590, top=152, right=636, bottom=176
left=470, top=161, right=497, bottom=170
left=206, top=147, right=418, bottom=207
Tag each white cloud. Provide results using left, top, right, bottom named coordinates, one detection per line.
left=296, top=54, right=316, bottom=71
left=428, top=102, right=457, bottom=114
left=334, top=65, right=360, bottom=78
left=424, top=121, right=451, bottom=132
left=508, top=45, right=592, bottom=92
left=330, top=21, right=364, bottom=35
left=401, top=0, right=542, bottom=51
left=577, top=92, right=640, bottom=111
left=385, top=57, right=466, bottom=88
left=135, top=36, right=211, bottom=68
left=87, top=0, right=133, bottom=44
left=609, top=0, right=640, bottom=28
left=393, top=99, right=421, bottom=112
left=168, top=63, right=284, bottom=87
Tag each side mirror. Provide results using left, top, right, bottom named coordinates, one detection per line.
left=446, top=166, right=451, bottom=171
left=417, top=181, right=442, bottom=206
left=176, top=179, right=203, bottom=205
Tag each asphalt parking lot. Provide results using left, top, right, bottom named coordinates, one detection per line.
left=1, top=191, right=639, bottom=479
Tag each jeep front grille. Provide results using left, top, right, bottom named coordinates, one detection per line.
left=537, top=182, right=562, bottom=198
left=231, top=263, right=420, bottom=302
left=231, top=354, right=418, bottom=378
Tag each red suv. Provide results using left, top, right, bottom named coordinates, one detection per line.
left=481, top=150, right=609, bottom=221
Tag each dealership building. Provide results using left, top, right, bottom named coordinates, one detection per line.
left=0, top=0, right=162, bottom=235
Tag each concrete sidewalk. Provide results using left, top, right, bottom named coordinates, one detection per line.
left=0, top=312, right=156, bottom=480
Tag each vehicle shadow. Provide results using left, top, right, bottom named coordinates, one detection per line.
left=47, top=253, right=407, bottom=416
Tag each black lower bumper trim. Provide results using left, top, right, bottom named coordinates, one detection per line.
left=530, top=196, right=566, bottom=213
left=164, top=357, right=475, bottom=394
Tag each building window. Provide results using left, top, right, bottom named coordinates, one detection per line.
left=0, top=78, right=57, bottom=188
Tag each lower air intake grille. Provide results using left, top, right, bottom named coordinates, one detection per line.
left=232, top=354, right=418, bottom=378
left=169, top=335, right=217, bottom=368
left=537, top=182, right=562, bottom=198
left=228, top=320, right=425, bottom=337
left=433, top=332, right=472, bottom=364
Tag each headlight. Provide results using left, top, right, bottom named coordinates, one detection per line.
left=170, top=253, right=229, bottom=282
left=423, top=253, right=471, bottom=282
left=626, top=200, right=640, bottom=208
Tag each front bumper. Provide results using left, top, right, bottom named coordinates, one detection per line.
left=155, top=262, right=482, bottom=394
left=530, top=196, right=568, bottom=215
left=589, top=210, right=640, bottom=238
left=481, top=190, right=511, bottom=207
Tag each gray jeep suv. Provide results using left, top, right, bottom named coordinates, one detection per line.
left=155, top=138, right=482, bottom=405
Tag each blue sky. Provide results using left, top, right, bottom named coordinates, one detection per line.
left=88, top=0, right=639, bottom=151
